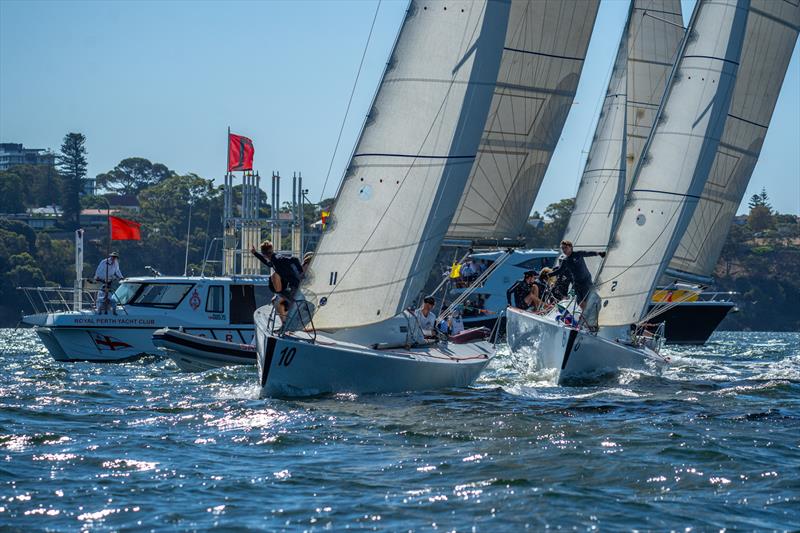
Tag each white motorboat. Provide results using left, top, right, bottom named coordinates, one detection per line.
left=509, top=0, right=756, bottom=379
left=152, top=327, right=255, bottom=372
left=20, top=275, right=271, bottom=362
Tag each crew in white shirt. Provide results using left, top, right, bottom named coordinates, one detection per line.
left=94, top=252, right=123, bottom=314
left=414, top=296, right=437, bottom=337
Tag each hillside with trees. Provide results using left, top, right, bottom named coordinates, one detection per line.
left=0, top=131, right=797, bottom=331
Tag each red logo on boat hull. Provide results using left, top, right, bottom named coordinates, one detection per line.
left=90, top=333, right=132, bottom=351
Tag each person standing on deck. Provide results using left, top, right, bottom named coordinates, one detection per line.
left=544, top=240, right=605, bottom=312
left=94, top=252, right=123, bottom=314
left=251, top=241, right=304, bottom=322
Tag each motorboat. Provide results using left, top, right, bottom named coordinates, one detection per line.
left=20, top=275, right=271, bottom=362
left=152, top=327, right=255, bottom=372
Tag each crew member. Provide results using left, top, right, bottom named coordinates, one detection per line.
left=506, top=271, right=540, bottom=311
left=415, top=296, right=437, bottom=337
left=545, top=240, right=605, bottom=311
left=251, top=241, right=304, bottom=321
left=94, top=252, right=123, bottom=314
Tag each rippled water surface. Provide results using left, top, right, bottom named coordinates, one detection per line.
left=1, top=329, right=798, bottom=530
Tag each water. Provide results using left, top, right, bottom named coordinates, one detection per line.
left=1, top=330, right=798, bottom=531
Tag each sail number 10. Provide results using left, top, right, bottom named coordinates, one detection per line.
left=278, top=346, right=296, bottom=367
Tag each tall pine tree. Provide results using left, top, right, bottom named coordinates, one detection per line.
left=57, top=132, right=87, bottom=230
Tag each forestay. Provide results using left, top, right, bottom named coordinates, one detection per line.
left=565, top=0, right=684, bottom=278
left=596, top=0, right=750, bottom=327
left=446, top=0, right=598, bottom=240
left=305, top=0, right=510, bottom=330
left=668, top=0, right=800, bottom=282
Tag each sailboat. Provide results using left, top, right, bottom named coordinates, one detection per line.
left=507, top=0, right=751, bottom=383
left=254, top=0, right=513, bottom=398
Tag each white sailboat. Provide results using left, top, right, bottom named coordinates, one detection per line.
left=255, top=0, right=514, bottom=398
left=507, top=0, right=751, bottom=383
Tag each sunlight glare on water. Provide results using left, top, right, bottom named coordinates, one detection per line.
left=0, top=329, right=798, bottom=530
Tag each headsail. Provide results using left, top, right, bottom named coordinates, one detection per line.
left=564, top=0, right=684, bottom=278
left=445, top=0, right=599, bottom=241
left=305, top=0, right=510, bottom=330
left=667, top=0, right=800, bottom=282
left=595, top=0, right=750, bottom=327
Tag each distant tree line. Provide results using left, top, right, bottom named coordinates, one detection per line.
left=0, top=131, right=334, bottom=324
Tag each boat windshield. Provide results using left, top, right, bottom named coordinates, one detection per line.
left=114, top=282, right=142, bottom=305
left=129, top=283, right=194, bottom=308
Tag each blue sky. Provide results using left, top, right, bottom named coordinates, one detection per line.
left=1, top=0, right=798, bottom=215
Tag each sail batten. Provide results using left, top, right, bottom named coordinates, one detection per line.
left=596, top=0, right=751, bottom=327
left=446, top=0, right=600, bottom=241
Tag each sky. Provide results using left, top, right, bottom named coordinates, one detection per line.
left=1, top=0, right=798, bottom=216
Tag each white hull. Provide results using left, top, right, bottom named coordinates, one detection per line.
left=506, top=307, right=668, bottom=384
left=31, top=320, right=255, bottom=363
left=152, top=329, right=255, bottom=372
left=254, top=308, right=493, bottom=398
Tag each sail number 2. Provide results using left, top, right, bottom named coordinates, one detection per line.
left=278, top=346, right=296, bottom=367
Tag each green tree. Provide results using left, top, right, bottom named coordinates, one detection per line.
left=57, top=132, right=88, bottom=230
left=0, top=173, right=25, bottom=213
left=96, top=157, right=173, bottom=195
left=748, top=205, right=774, bottom=233
left=758, top=187, right=772, bottom=211
left=523, top=197, right=575, bottom=248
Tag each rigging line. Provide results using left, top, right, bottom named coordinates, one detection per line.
left=320, top=2, right=487, bottom=303
left=317, top=0, right=382, bottom=204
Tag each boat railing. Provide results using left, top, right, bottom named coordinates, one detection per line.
left=268, top=298, right=317, bottom=343
left=17, top=286, right=98, bottom=315
left=696, top=291, right=738, bottom=302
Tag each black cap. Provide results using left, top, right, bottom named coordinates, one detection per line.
left=524, top=270, right=536, bottom=278
left=423, top=296, right=435, bottom=305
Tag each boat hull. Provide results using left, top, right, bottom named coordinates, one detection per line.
left=653, top=301, right=735, bottom=344
left=152, top=329, right=255, bottom=372
left=506, top=307, right=668, bottom=384
left=33, top=325, right=157, bottom=362
left=25, top=313, right=256, bottom=363
left=256, top=334, right=492, bottom=398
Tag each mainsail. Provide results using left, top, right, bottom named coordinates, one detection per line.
left=564, top=0, right=684, bottom=277
left=595, top=0, right=750, bottom=327
left=446, top=0, right=599, bottom=240
left=305, top=0, right=510, bottom=330
left=667, top=0, right=800, bottom=282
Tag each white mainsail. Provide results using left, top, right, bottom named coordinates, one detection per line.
left=564, top=0, right=684, bottom=277
left=305, top=0, right=510, bottom=330
left=667, top=0, right=800, bottom=282
left=446, top=0, right=599, bottom=240
left=595, top=0, right=750, bottom=327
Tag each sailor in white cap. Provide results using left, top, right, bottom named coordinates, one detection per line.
left=94, top=252, right=123, bottom=314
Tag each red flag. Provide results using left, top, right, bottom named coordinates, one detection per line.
left=228, top=133, right=254, bottom=171
left=109, top=216, right=141, bottom=240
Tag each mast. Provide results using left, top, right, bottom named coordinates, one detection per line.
left=595, top=0, right=751, bottom=327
